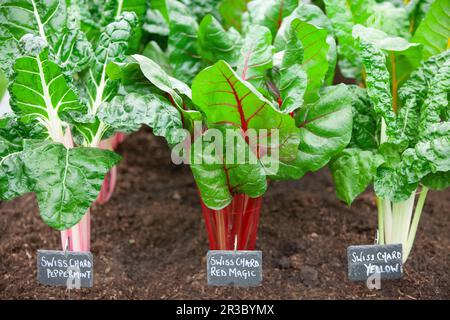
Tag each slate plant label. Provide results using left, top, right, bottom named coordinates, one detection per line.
left=347, top=244, right=403, bottom=281
left=207, top=250, right=262, bottom=286
left=37, top=250, right=94, bottom=288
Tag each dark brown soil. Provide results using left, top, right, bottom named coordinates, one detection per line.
left=0, top=128, right=449, bottom=299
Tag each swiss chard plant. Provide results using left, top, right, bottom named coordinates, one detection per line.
left=0, top=0, right=148, bottom=251
left=322, top=0, right=447, bottom=81
left=329, top=17, right=449, bottom=263
left=107, top=0, right=353, bottom=250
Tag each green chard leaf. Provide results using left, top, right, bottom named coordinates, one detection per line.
left=0, top=115, right=45, bottom=155
left=0, top=0, right=67, bottom=47
left=396, top=50, right=449, bottom=146
left=190, top=127, right=267, bottom=209
left=324, top=34, right=337, bottom=85
left=366, top=2, right=410, bottom=39
left=0, top=0, right=93, bottom=74
left=236, top=25, right=273, bottom=88
left=275, top=63, right=307, bottom=114
left=397, top=53, right=443, bottom=146
left=246, top=0, right=298, bottom=38
left=374, top=166, right=418, bottom=202
left=142, top=41, right=172, bottom=74
left=81, top=0, right=146, bottom=52
left=219, top=0, right=249, bottom=31
left=272, top=22, right=307, bottom=114
left=413, top=0, right=450, bottom=60
left=290, top=19, right=329, bottom=104
left=274, top=3, right=337, bottom=85
left=179, top=0, right=221, bottom=21
left=323, top=0, right=363, bottom=79
left=75, top=12, right=137, bottom=145
left=348, top=85, right=379, bottom=149
left=191, top=60, right=300, bottom=162
left=0, top=27, right=21, bottom=77
left=415, top=122, right=450, bottom=173
left=0, top=116, right=42, bottom=199
left=408, top=0, right=434, bottom=34
left=85, top=12, right=137, bottom=116
left=198, top=14, right=241, bottom=66
left=291, top=84, right=353, bottom=179
left=330, top=148, right=384, bottom=205
left=99, top=93, right=187, bottom=147
left=353, top=25, right=423, bottom=84
left=374, top=122, right=450, bottom=202
left=353, top=25, right=422, bottom=139
left=107, top=54, right=201, bottom=134
left=422, top=171, right=450, bottom=190
left=418, top=57, right=450, bottom=136
left=0, top=150, right=30, bottom=201
left=9, top=42, right=83, bottom=142
left=143, top=6, right=170, bottom=36
left=21, top=141, right=121, bottom=230
left=166, top=0, right=202, bottom=84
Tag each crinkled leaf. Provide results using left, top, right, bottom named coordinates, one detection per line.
left=53, top=28, right=93, bottom=73
left=0, top=150, right=30, bottom=200
left=0, top=116, right=43, bottom=200
left=93, top=0, right=146, bottom=53
left=353, top=24, right=422, bottom=88
left=374, top=166, right=418, bottom=202
left=0, top=0, right=93, bottom=75
left=85, top=12, right=137, bottom=116
left=0, top=27, right=21, bottom=77
left=0, top=115, right=45, bottom=156
left=418, top=58, right=450, bottom=136
left=179, top=0, right=221, bottom=21
left=396, top=51, right=450, bottom=146
left=422, top=171, right=450, bottom=190
left=98, top=93, right=187, bottom=147
left=353, top=26, right=398, bottom=139
left=0, top=0, right=67, bottom=46
left=348, top=85, right=379, bottom=149
left=375, top=122, right=450, bottom=201
left=415, top=122, right=450, bottom=173
left=107, top=54, right=201, bottom=133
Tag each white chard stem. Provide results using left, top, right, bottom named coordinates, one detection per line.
left=404, top=187, right=429, bottom=262
left=377, top=118, right=428, bottom=262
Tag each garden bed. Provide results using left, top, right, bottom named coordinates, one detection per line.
left=0, top=128, right=448, bottom=299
